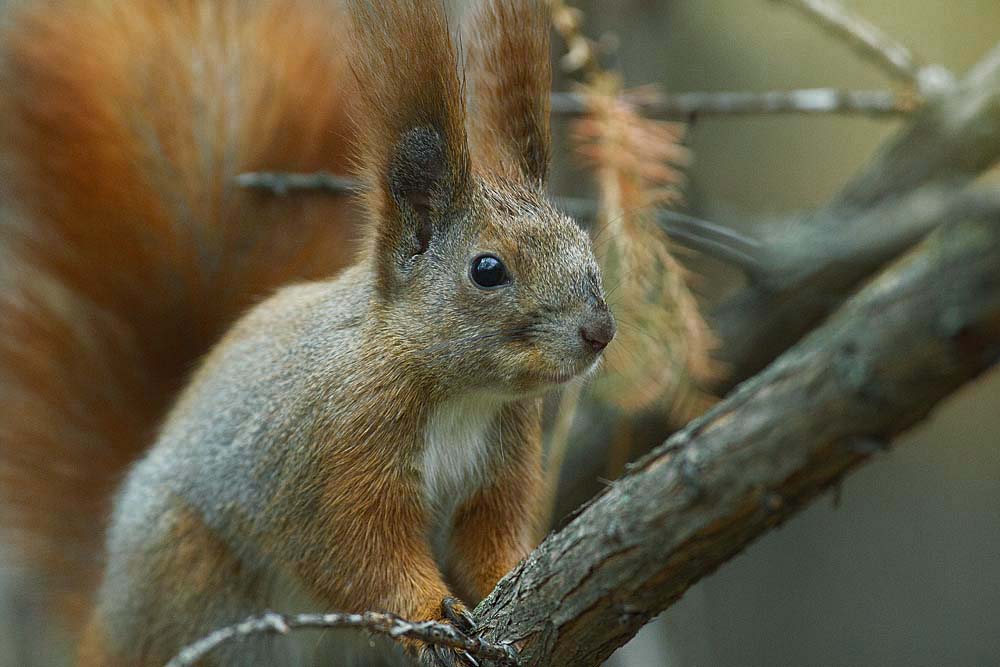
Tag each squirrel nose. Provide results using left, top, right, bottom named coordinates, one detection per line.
left=579, top=312, right=616, bottom=353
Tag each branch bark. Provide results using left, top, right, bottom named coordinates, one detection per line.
left=473, top=214, right=1000, bottom=667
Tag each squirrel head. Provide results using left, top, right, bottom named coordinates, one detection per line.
left=349, top=0, right=614, bottom=396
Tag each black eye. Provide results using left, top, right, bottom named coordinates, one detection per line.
left=469, top=254, right=511, bottom=289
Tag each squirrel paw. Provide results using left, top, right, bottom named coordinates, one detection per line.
left=417, top=597, right=480, bottom=667
left=421, top=643, right=480, bottom=667
left=441, top=596, right=477, bottom=635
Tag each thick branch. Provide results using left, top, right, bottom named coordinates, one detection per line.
left=475, top=215, right=1000, bottom=667
left=550, top=88, right=912, bottom=119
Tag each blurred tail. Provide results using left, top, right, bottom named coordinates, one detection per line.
left=0, top=0, right=357, bottom=628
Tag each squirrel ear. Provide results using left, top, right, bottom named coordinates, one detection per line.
left=465, top=0, right=552, bottom=186
left=389, top=126, right=453, bottom=223
left=347, top=0, right=471, bottom=294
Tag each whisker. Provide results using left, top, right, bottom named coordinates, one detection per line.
left=586, top=201, right=664, bottom=246
left=614, top=319, right=670, bottom=346
left=602, top=271, right=640, bottom=301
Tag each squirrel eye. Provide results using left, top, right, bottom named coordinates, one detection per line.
left=470, top=254, right=511, bottom=290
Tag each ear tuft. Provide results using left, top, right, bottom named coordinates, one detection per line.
left=346, top=0, right=471, bottom=293
left=465, top=0, right=552, bottom=186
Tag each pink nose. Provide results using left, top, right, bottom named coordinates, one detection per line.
left=580, top=313, right=615, bottom=352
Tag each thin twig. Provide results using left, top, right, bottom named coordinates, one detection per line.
left=164, top=610, right=517, bottom=667
left=235, top=171, right=358, bottom=195
left=768, top=0, right=954, bottom=93
left=655, top=213, right=764, bottom=278
left=551, top=88, right=912, bottom=119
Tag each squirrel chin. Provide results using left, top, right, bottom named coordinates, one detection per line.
left=512, top=354, right=605, bottom=397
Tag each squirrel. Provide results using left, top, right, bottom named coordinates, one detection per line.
left=0, top=0, right=615, bottom=666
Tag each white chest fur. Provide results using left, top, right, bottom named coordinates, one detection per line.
left=422, top=394, right=503, bottom=558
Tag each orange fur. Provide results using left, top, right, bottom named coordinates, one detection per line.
left=79, top=504, right=253, bottom=666
left=0, top=0, right=357, bottom=629
left=1, top=2, right=595, bottom=666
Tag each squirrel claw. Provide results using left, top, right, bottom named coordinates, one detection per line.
left=420, top=598, right=480, bottom=667
left=422, top=644, right=479, bottom=667
left=441, top=596, right=477, bottom=635
left=435, top=644, right=481, bottom=667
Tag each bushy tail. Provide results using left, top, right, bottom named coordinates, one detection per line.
left=0, top=0, right=357, bottom=627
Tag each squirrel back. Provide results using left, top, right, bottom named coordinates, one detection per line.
left=0, top=0, right=357, bottom=626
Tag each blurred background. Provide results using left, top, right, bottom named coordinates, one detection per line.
left=2, top=1, right=999, bottom=666
left=548, top=1, right=1000, bottom=665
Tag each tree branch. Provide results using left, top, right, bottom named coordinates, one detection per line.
left=714, top=44, right=1000, bottom=385
left=555, top=197, right=765, bottom=276
left=553, top=46, right=1000, bottom=519
left=550, top=88, right=913, bottom=119
left=474, top=213, right=1000, bottom=667
left=767, top=0, right=954, bottom=93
